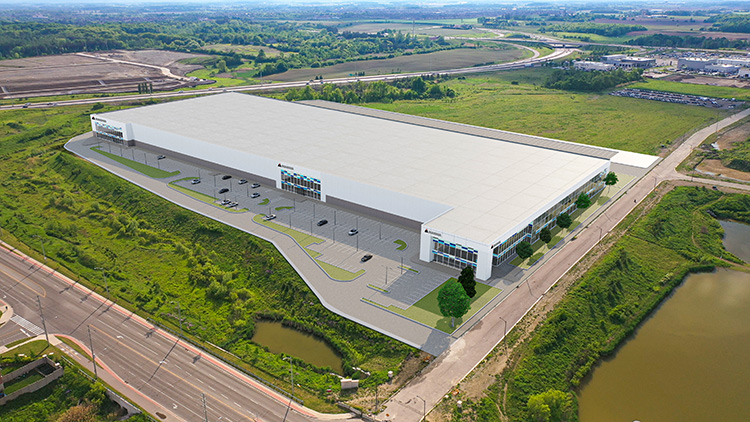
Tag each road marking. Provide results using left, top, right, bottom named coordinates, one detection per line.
left=11, top=314, right=44, bottom=336
left=0, top=267, right=47, bottom=297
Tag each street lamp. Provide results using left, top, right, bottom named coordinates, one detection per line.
left=415, top=395, right=426, bottom=421
left=31, top=234, right=46, bottom=262
left=94, top=267, right=109, bottom=298
left=170, top=300, right=183, bottom=339
left=282, top=356, right=295, bottom=422
left=498, top=316, right=508, bottom=355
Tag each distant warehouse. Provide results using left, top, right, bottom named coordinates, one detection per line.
left=90, top=93, right=647, bottom=280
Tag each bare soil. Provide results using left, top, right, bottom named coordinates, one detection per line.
left=696, top=120, right=750, bottom=182
left=0, top=50, right=209, bottom=99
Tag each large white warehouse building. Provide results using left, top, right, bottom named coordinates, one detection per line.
left=91, top=93, right=612, bottom=280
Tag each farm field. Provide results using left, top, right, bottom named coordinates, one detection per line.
left=366, top=69, right=731, bottom=154
left=341, top=22, right=493, bottom=38
left=267, top=46, right=529, bottom=81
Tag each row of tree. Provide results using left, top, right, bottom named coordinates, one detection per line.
left=539, top=23, right=646, bottom=37
left=625, top=33, right=750, bottom=50
left=544, top=68, right=643, bottom=92
left=283, top=76, right=456, bottom=104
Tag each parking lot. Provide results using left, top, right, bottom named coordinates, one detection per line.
left=610, top=88, right=744, bottom=109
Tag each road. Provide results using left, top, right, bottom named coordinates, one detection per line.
left=0, top=243, right=354, bottom=422
left=376, top=109, right=750, bottom=421
left=0, top=47, right=572, bottom=111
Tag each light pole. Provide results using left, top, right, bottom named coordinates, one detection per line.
left=202, top=393, right=209, bottom=422
left=282, top=356, right=294, bottom=422
left=171, top=300, right=183, bottom=339
left=498, top=316, right=508, bottom=354
left=94, top=267, right=109, bottom=299
left=416, top=395, right=426, bottom=421
left=87, top=325, right=98, bottom=380
left=32, top=234, right=46, bottom=262
left=37, top=295, right=49, bottom=345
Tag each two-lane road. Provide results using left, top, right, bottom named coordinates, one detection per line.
left=0, top=243, right=351, bottom=422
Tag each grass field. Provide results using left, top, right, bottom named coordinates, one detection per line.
left=342, top=22, right=489, bottom=38
left=369, top=278, right=502, bottom=334
left=367, top=69, right=730, bottom=154
left=268, top=46, right=529, bottom=81
left=91, top=146, right=180, bottom=178
left=630, top=79, right=750, bottom=102
left=201, top=44, right=283, bottom=56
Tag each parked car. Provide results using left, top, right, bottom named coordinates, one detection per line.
left=251, top=192, right=260, bottom=198
left=218, top=188, right=229, bottom=194
left=191, top=179, right=201, bottom=184
left=157, top=155, right=166, bottom=160
left=263, top=214, right=277, bottom=221
left=317, top=219, right=328, bottom=227
left=251, top=183, right=260, bottom=188
left=348, top=228, right=359, bottom=236
left=222, top=175, right=232, bottom=180
left=361, top=254, right=373, bottom=262
left=238, top=179, right=248, bottom=185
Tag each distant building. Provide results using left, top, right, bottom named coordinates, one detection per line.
left=717, top=58, right=750, bottom=67
left=738, top=68, right=750, bottom=78
left=677, top=57, right=715, bottom=71
left=601, top=54, right=655, bottom=69
left=574, top=61, right=615, bottom=71
left=706, top=63, right=741, bottom=75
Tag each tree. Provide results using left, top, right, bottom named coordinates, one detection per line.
left=457, top=266, right=476, bottom=298
left=516, top=241, right=533, bottom=260
left=527, top=389, right=574, bottom=422
left=216, top=59, right=227, bottom=73
left=576, top=193, right=591, bottom=209
left=556, top=213, right=572, bottom=229
left=437, top=280, right=471, bottom=328
left=604, top=171, right=618, bottom=186
left=539, top=227, right=552, bottom=244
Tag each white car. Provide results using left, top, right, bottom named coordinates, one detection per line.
left=263, top=214, right=277, bottom=221
left=191, top=179, right=201, bottom=184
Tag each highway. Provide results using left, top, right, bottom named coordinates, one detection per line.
left=0, top=47, right=572, bottom=111
left=0, top=243, right=351, bottom=422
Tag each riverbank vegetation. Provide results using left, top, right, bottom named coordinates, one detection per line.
left=0, top=104, right=413, bottom=411
left=452, top=186, right=749, bottom=421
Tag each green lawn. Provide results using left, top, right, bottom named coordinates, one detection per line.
left=371, top=278, right=502, bottom=334
left=91, top=146, right=180, bottom=178
left=367, top=70, right=730, bottom=154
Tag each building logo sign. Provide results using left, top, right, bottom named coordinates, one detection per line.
left=425, top=229, right=441, bottom=237
left=278, top=163, right=294, bottom=171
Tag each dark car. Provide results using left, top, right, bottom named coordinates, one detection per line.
left=317, top=219, right=328, bottom=227
left=361, top=254, right=373, bottom=262
left=222, top=175, right=232, bottom=180
left=218, top=188, right=229, bottom=194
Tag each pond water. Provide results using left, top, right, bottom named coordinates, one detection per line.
left=720, top=220, right=750, bottom=263
left=251, top=320, right=344, bottom=375
left=578, top=220, right=750, bottom=422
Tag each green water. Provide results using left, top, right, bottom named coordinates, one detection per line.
left=578, top=221, right=750, bottom=422
left=720, top=220, right=750, bottom=263
left=251, top=321, right=344, bottom=374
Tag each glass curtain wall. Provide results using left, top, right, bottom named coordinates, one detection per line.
left=280, top=169, right=322, bottom=200
left=94, top=122, right=125, bottom=144
left=431, top=238, right=478, bottom=270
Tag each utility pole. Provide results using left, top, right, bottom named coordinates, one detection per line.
left=282, top=356, right=294, bottom=422
left=88, top=325, right=98, bottom=380
left=95, top=267, right=109, bottom=299
left=37, top=296, right=49, bottom=345
left=498, top=316, right=508, bottom=355
left=202, top=393, right=209, bottom=422
left=32, top=235, right=46, bottom=262
left=416, top=395, right=426, bottom=421
left=171, top=300, right=183, bottom=339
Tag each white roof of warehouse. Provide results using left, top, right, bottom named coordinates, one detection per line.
left=100, top=93, right=609, bottom=245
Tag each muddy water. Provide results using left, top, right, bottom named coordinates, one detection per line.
left=251, top=320, right=344, bottom=374
left=578, top=221, right=750, bottom=422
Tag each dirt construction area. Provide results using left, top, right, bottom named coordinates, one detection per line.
left=697, top=119, right=750, bottom=182
left=0, top=50, right=209, bottom=99
left=663, top=74, right=750, bottom=89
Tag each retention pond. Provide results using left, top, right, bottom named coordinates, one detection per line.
left=251, top=320, right=344, bottom=375
left=578, top=221, right=750, bottom=422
